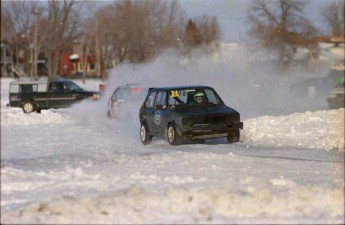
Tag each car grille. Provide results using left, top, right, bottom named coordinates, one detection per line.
left=183, top=115, right=232, bottom=131
left=192, top=123, right=227, bottom=130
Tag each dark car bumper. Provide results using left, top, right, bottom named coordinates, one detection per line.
left=179, top=121, right=243, bottom=140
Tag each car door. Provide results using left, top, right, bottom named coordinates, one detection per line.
left=143, top=91, right=158, bottom=135
left=47, top=82, right=73, bottom=108
left=152, top=91, right=168, bottom=135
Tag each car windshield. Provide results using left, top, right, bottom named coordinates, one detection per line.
left=65, top=81, right=83, bottom=91
left=167, top=88, right=221, bottom=107
left=114, top=87, right=147, bottom=102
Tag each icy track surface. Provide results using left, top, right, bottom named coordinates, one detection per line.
left=1, top=51, right=344, bottom=223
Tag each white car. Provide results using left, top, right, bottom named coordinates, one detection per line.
left=107, top=84, right=148, bottom=118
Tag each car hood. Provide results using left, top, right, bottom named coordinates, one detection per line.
left=174, top=104, right=239, bottom=117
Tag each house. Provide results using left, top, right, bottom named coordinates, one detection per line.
left=58, top=40, right=98, bottom=78
left=0, top=37, right=47, bottom=78
left=0, top=41, right=14, bottom=77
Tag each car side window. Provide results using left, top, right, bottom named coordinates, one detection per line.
left=154, top=91, right=166, bottom=108
left=62, top=83, right=69, bottom=92
left=56, top=83, right=65, bottom=92
left=49, top=83, right=65, bottom=93
left=204, top=89, right=219, bottom=104
left=145, top=91, right=156, bottom=108
left=49, top=83, right=57, bottom=92
left=20, top=84, right=37, bottom=93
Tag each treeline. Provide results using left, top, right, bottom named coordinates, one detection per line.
left=1, top=0, right=344, bottom=79
left=1, top=0, right=220, bottom=80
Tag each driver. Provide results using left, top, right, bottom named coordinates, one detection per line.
left=194, top=91, right=205, bottom=104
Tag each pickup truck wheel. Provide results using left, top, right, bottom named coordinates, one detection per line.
left=140, top=123, right=152, bottom=145
left=167, top=124, right=182, bottom=145
left=227, top=129, right=240, bottom=143
left=22, top=101, right=36, bottom=113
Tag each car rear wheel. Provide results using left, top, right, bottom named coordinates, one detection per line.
left=140, top=123, right=152, bottom=145
left=227, top=129, right=240, bottom=143
left=22, top=101, right=36, bottom=113
left=167, top=124, right=182, bottom=145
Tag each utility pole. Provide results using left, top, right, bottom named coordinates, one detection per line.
left=95, top=18, right=101, bottom=80
left=33, top=8, right=39, bottom=80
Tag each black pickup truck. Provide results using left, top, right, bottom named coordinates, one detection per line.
left=8, top=79, right=100, bottom=113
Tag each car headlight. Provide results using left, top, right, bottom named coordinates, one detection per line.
left=91, top=93, right=100, bottom=100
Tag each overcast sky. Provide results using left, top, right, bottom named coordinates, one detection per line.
left=178, top=0, right=330, bottom=42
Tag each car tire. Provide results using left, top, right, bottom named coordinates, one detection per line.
left=22, top=101, right=36, bottom=113
left=167, top=124, right=182, bottom=145
left=227, top=129, right=240, bottom=144
left=140, top=123, right=152, bottom=145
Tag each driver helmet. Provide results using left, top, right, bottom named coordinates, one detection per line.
left=194, top=91, right=205, bottom=103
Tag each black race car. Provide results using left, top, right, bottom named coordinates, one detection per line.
left=139, top=86, right=243, bottom=145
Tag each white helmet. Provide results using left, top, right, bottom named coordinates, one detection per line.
left=194, top=92, right=205, bottom=103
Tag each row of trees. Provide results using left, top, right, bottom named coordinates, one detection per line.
left=1, top=1, right=83, bottom=80
left=1, top=0, right=220, bottom=80
left=247, top=0, right=344, bottom=68
left=1, top=0, right=344, bottom=79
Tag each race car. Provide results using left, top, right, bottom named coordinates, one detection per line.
left=107, top=84, right=147, bottom=118
left=139, top=85, right=243, bottom=145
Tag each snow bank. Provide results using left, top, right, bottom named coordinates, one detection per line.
left=2, top=184, right=343, bottom=224
left=244, top=109, right=345, bottom=151
left=1, top=108, right=72, bottom=127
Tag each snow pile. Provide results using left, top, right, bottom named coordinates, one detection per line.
left=2, top=184, right=343, bottom=224
left=1, top=108, right=72, bottom=127
left=244, top=109, right=345, bottom=151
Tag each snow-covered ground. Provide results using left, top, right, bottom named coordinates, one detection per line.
left=1, top=48, right=344, bottom=224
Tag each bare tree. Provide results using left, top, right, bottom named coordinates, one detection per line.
left=94, top=0, right=185, bottom=66
left=247, top=0, right=316, bottom=68
left=319, top=0, right=345, bottom=36
left=1, top=1, right=42, bottom=77
left=78, top=19, right=94, bottom=83
left=197, top=16, right=220, bottom=45
left=183, top=19, right=202, bottom=47
left=180, top=16, right=221, bottom=58
left=43, top=0, right=83, bottom=80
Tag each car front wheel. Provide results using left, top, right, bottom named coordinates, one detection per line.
left=167, top=124, right=182, bottom=145
left=22, top=101, right=36, bottom=113
left=227, top=129, right=240, bottom=143
left=140, top=123, right=152, bottom=145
